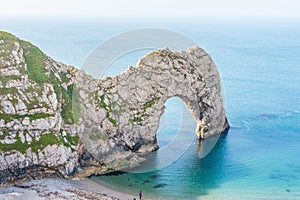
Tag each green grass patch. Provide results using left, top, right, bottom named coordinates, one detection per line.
left=95, top=94, right=118, bottom=126
left=0, top=87, right=18, bottom=95
left=0, top=75, right=21, bottom=86
left=20, top=41, right=48, bottom=84
left=0, top=131, right=60, bottom=154
left=65, top=133, right=79, bottom=146
left=61, top=84, right=80, bottom=124
left=31, top=132, right=61, bottom=153
left=24, top=96, right=40, bottom=110
left=60, top=72, right=71, bottom=83
left=105, top=112, right=117, bottom=126
left=61, top=102, right=74, bottom=123
left=10, top=98, right=18, bottom=105
left=49, top=72, right=79, bottom=124
left=0, top=130, right=79, bottom=154
left=0, top=31, right=48, bottom=83
left=49, top=71, right=61, bottom=101
left=18, top=66, right=27, bottom=74
left=98, top=94, right=108, bottom=110
left=0, top=31, right=18, bottom=42
left=143, top=97, right=160, bottom=111
left=57, top=130, right=79, bottom=149
left=108, top=118, right=117, bottom=125
left=0, top=32, right=18, bottom=59
left=0, top=113, right=54, bottom=123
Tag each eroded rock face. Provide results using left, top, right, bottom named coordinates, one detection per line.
left=0, top=31, right=229, bottom=185
left=76, top=47, right=229, bottom=161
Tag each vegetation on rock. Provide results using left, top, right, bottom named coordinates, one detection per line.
left=0, top=113, right=55, bottom=123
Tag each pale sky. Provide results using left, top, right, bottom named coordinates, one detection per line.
left=0, top=0, right=299, bottom=18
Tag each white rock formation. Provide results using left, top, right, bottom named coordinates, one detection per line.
left=0, top=31, right=228, bottom=185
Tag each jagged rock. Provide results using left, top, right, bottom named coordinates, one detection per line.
left=17, top=100, right=27, bottom=111
left=0, top=31, right=229, bottom=185
left=1, top=100, right=16, bottom=114
left=19, top=131, right=25, bottom=143
left=25, top=132, right=32, bottom=143
left=2, top=138, right=17, bottom=144
left=36, top=119, right=50, bottom=130
left=22, top=118, right=30, bottom=126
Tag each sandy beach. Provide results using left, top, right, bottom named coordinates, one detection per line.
left=0, top=178, right=150, bottom=200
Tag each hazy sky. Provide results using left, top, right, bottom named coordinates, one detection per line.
left=0, top=0, right=299, bottom=18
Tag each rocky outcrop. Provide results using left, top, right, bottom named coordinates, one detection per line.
left=0, top=31, right=229, bottom=185
left=0, top=31, right=81, bottom=185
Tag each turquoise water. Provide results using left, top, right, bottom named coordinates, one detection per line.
left=1, top=18, right=300, bottom=199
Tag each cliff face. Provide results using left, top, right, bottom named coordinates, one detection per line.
left=0, top=31, right=229, bottom=185
left=0, top=32, right=81, bottom=184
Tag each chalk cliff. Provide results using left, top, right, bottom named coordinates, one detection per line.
left=0, top=31, right=229, bottom=185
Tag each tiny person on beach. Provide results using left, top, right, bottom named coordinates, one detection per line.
left=139, top=190, right=143, bottom=200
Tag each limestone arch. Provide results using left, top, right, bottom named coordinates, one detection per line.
left=75, top=46, right=229, bottom=161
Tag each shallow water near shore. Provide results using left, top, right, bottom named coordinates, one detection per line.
left=91, top=99, right=300, bottom=199
left=1, top=18, right=300, bottom=199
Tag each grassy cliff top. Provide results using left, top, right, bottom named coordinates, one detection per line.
left=0, top=31, right=48, bottom=83
left=0, top=31, right=18, bottom=41
left=0, top=31, right=76, bottom=124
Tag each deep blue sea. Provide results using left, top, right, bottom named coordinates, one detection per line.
left=1, top=18, right=300, bottom=199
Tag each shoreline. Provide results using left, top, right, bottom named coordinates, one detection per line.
left=79, top=178, right=152, bottom=200
left=0, top=178, right=151, bottom=200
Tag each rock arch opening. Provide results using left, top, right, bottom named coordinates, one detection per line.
left=156, top=97, right=195, bottom=148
